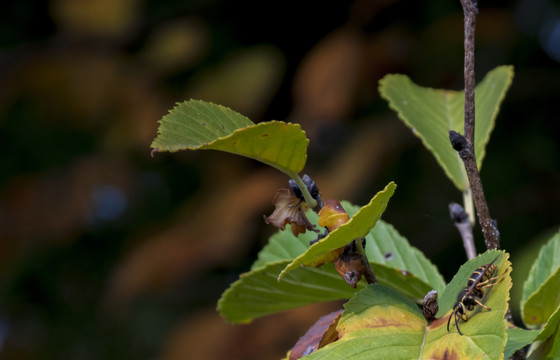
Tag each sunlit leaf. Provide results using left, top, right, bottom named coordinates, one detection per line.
left=521, top=230, right=560, bottom=327
left=278, top=182, right=396, bottom=280
left=307, top=252, right=511, bottom=360
left=379, top=66, right=514, bottom=191
left=151, top=100, right=309, bottom=175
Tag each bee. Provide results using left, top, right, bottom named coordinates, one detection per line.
left=447, top=256, right=504, bottom=335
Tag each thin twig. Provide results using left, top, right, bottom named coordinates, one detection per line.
left=460, top=0, right=478, bottom=147
left=452, top=0, right=501, bottom=250
left=449, top=202, right=476, bottom=259
left=455, top=3, right=520, bottom=358
left=354, top=237, right=377, bottom=284
left=449, top=132, right=500, bottom=249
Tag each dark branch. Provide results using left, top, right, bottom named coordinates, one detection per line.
left=449, top=131, right=500, bottom=249
left=460, top=0, right=478, bottom=147
left=451, top=0, right=501, bottom=251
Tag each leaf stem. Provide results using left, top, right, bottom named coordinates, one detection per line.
left=354, top=237, right=377, bottom=284
left=449, top=202, right=476, bottom=259
left=462, top=189, right=475, bottom=226
left=291, top=174, right=319, bottom=211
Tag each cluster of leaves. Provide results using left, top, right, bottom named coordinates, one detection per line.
left=151, top=65, right=560, bottom=359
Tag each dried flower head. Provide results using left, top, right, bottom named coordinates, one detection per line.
left=263, top=188, right=315, bottom=236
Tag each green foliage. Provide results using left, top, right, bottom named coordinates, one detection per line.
left=521, top=230, right=560, bottom=328
left=305, top=285, right=426, bottom=360
left=361, top=217, right=446, bottom=296
left=219, top=201, right=445, bottom=323
left=306, top=252, right=511, bottom=360
left=436, top=250, right=506, bottom=318
left=150, top=89, right=558, bottom=357
left=217, top=261, right=360, bottom=324
left=279, top=182, right=396, bottom=279
left=526, top=306, right=560, bottom=359
left=504, top=328, right=539, bottom=359
left=378, top=66, right=514, bottom=191
left=151, top=99, right=309, bottom=176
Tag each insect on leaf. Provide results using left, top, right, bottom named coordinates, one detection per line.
left=151, top=99, right=309, bottom=176
left=305, top=252, right=511, bottom=360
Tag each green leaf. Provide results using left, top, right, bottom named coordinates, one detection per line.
left=278, top=182, right=396, bottom=280
left=306, top=253, right=511, bottom=360
left=361, top=216, right=446, bottom=295
left=305, top=284, right=426, bottom=360
left=253, top=202, right=443, bottom=303
left=379, top=65, right=514, bottom=191
left=536, top=304, right=560, bottom=342
left=370, top=262, right=435, bottom=303
left=151, top=99, right=309, bottom=175
left=525, top=304, right=560, bottom=358
left=220, top=205, right=444, bottom=322
left=217, top=261, right=361, bottom=324
left=522, top=230, right=560, bottom=327
left=505, top=327, right=539, bottom=359
left=251, top=211, right=319, bottom=271
left=528, top=311, right=560, bottom=360
left=436, top=249, right=508, bottom=318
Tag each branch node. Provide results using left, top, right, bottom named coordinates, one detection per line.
left=449, top=131, right=468, bottom=152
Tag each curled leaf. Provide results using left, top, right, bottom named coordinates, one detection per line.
left=318, top=200, right=350, bottom=231
left=289, top=310, right=343, bottom=360
left=318, top=200, right=365, bottom=287
left=264, top=188, right=315, bottom=236
left=334, top=242, right=366, bottom=288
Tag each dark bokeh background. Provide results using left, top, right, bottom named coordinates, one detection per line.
left=1, top=0, right=559, bottom=359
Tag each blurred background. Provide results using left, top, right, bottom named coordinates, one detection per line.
left=1, top=0, right=559, bottom=359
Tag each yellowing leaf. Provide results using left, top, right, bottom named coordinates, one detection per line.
left=305, top=251, right=511, bottom=360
